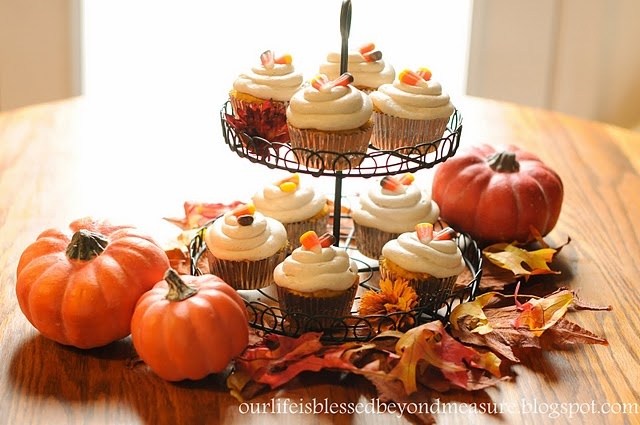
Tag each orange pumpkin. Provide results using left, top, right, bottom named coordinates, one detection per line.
left=15, top=217, right=170, bottom=349
left=130, top=269, right=249, bottom=381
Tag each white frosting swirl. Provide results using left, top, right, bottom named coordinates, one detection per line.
left=205, top=211, right=287, bottom=261
left=286, top=84, right=373, bottom=131
left=274, top=246, right=359, bottom=292
left=319, top=52, right=395, bottom=90
left=351, top=180, right=440, bottom=233
left=370, top=79, right=455, bottom=120
left=382, top=232, right=465, bottom=278
left=252, top=179, right=327, bottom=223
left=233, top=63, right=304, bottom=102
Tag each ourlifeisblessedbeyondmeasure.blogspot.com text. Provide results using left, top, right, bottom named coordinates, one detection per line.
left=238, top=397, right=639, bottom=420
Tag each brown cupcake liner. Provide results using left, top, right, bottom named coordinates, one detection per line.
left=379, top=263, right=458, bottom=308
left=287, top=122, right=372, bottom=171
left=353, top=222, right=400, bottom=260
left=206, top=246, right=288, bottom=290
left=370, top=112, right=449, bottom=154
left=276, top=280, right=359, bottom=329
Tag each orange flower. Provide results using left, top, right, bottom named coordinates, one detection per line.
left=359, top=278, right=418, bottom=330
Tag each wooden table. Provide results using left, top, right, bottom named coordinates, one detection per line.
left=1, top=96, right=639, bottom=425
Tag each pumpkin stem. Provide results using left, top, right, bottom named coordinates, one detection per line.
left=164, top=268, right=198, bottom=302
left=487, top=151, right=520, bottom=173
left=66, top=229, right=109, bottom=261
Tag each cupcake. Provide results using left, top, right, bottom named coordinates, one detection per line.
left=318, top=42, right=395, bottom=93
left=274, top=231, right=360, bottom=328
left=204, top=203, right=288, bottom=290
left=350, top=173, right=440, bottom=259
left=379, top=223, right=466, bottom=307
left=252, top=172, right=330, bottom=253
left=286, top=72, right=373, bottom=171
left=369, top=68, right=455, bottom=154
left=228, top=50, right=304, bottom=150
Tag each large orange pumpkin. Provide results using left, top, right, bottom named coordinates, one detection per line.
left=130, top=269, right=249, bottom=382
left=432, top=144, right=564, bottom=244
left=15, top=217, right=170, bottom=349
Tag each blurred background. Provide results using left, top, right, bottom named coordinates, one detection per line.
left=1, top=0, right=639, bottom=131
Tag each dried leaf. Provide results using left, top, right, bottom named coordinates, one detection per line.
left=514, top=284, right=574, bottom=337
left=164, top=200, right=243, bottom=231
left=483, top=242, right=560, bottom=278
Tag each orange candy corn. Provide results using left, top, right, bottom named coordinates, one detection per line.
left=231, top=203, right=256, bottom=218
left=311, top=74, right=330, bottom=91
left=416, top=223, right=434, bottom=244
left=260, top=50, right=275, bottom=69
left=358, top=42, right=376, bottom=54
left=331, top=72, right=354, bottom=88
left=417, top=67, right=432, bottom=81
left=300, top=230, right=322, bottom=253
left=433, top=227, right=457, bottom=241
left=279, top=182, right=297, bottom=192
left=380, top=176, right=403, bottom=192
left=398, top=173, right=415, bottom=185
left=274, top=53, right=292, bottom=64
left=398, top=69, right=428, bottom=87
left=276, top=173, right=300, bottom=186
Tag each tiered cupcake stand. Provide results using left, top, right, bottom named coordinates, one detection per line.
left=189, top=0, right=481, bottom=342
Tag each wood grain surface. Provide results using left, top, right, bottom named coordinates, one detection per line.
left=1, top=96, right=639, bottom=425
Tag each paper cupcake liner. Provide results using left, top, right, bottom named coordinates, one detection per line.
left=276, top=279, right=359, bottom=329
left=379, top=263, right=458, bottom=308
left=287, top=122, right=372, bottom=171
left=353, top=222, right=401, bottom=260
left=284, top=214, right=330, bottom=253
left=206, top=246, right=288, bottom=290
left=370, top=112, right=449, bottom=154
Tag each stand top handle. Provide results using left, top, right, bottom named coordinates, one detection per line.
left=340, top=0, right=352, bottom=75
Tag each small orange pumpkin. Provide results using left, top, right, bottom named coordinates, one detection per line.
left=130, top=269, right=249, bottom=381
left=15, top=217, right=170, bottom=349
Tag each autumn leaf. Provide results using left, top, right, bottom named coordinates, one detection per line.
left=164, top=200, right=243, bottom=231
left=387, top=321, right=502, bottom=394
left=358, top=278, right=419, bottom=331
left=450, top=289, right=609, bottom=362
left=483, top=242, right=561, bottom=278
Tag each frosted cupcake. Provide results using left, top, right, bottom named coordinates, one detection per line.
left=379, top=223, right=466, bottom=307
left=252, top=172, right=330, bottom=253
left=369, top=68, right=455, bottom=154
left=228, top=50, right=304, bottom=148
left=350, top=173, right=440, bottom=259
left=318, top=42, right=395, bottom=93
left=286, top=72, right=373, bottom=171
left=205, top=203, right=288, bottom=290
left=274, top=231, right=360, bottom=328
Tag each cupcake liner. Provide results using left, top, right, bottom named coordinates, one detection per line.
left=276, top=279, right=359, bottom=329
left=353, top=222, right=401, bottom=260
left=229, top=93, right=289, bottom=120
left=370, top=112, right=449, bottom=154
left=287, top=122, right=373, bottom=171
left=379, top=262, right=458, bottom=308
left=284, top=214, right=330, bottom=253
left=206, top=246, right=288, bottom=291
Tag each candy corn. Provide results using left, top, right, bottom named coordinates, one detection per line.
left=260, top=50, right=275, bottom=69
left=318, top=232, right=335, bottom=248
left=231, top=203, right=256, bottom=218
left=380, top=176, right=403, bottom=193
left=398, top=69, right=428, bottom=87
left=331, top=72, right=354, bottom=88
left=358, top=42, right=376, bottom=54
left=417, top=67, right=432, bottom=81
left=416, top=223, right=434, bottom=244
left=300, top=230, right=322, bottom=253
left=433, top=227, right=457, bottom=241
left=311, top=74, right=330, bottom=91
left=276, top=173, right=300, bottom=186
left=279, top=182, right=297, bottom=192
left=398, top=173, right=415, bottom=185
left=362, top=50, right=382, bottom=62
left=274, top=53, right=292, bottom=64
